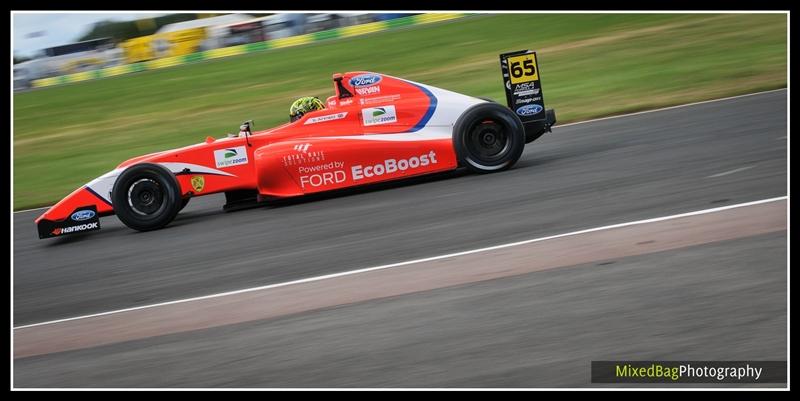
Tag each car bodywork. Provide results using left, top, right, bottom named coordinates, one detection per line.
left=36, top=50, right=556, bottom=238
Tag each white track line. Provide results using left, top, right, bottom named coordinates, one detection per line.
left=14, top=196, right=787, bottom=330
left=11, top=88, right=787, bottom=215
left=706, top=166, right=756, bottom=178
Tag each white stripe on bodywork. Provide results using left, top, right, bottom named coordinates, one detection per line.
left=391, top=74, right=488, bottom=128
left=321, top=77, right=490, bottom=142
left=411, top=81, right=487, bottom=127
left=158, top=163, right=236, bottom=177
left=85, top=163, right=235, bottom=205
left=85, top=169, right=124, bottom=204
left=334, top=75, right=487, bottom=141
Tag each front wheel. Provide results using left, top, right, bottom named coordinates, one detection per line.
left=453, top=103, right=526, bottom=173
left=111, top=163, right=183, bottom=231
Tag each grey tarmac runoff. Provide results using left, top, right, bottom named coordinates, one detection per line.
left=13, top=89, right=788, bottom=387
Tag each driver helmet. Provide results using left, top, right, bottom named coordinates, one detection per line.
left=289, top=96, right=325, bottom=122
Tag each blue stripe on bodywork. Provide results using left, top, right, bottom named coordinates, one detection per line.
left=406, top=82, right=437, bottom=133
left=84, top=186, right=113, bottom=206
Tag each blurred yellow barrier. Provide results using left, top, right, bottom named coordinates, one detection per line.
left=415, top=13, right=463, bottom=24
left=66, top=71, right=94, bottom=82
left=339, top=21, right=387, bottom=37
left=270, top=34, right=314, bottom=49
left=32, top=77, right=59, bottom=88
left=147, top=55, right=186, bottom=69
left=204, top=45, right=247, bottom=59
left=103, top=65, right=133, bottom=77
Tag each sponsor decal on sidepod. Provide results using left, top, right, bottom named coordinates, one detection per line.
left=304, top=112, right=348, bottom=125
left=191, top=175, right=205, bottom=192
left=214, top=146, right=249, bottom=168
left=355, top=86, right=380, bottom=96
left=298, top=161, right=347, bottom=189
left=362, top=105, right=398, bottom=126
left=516, top=104, right=543, bottom=116
left=352, top=151, right=438, bottom=180
left=283, top=149, right=326, bottom=167
left=300, top=171, right=347, bottom=188
left=294, top=143, right=312, bottom=153
left=298, top=161, right=345, bottom=174
left=361, top=94, right=401, bottom=105
left=71, top=209, right=96, bottom=221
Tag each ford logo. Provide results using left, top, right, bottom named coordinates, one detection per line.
left=516, top=104, right=543, bottom=116
left=71, top=210, right=96, bottom=221
left=349, top=74, right=382, bottom=87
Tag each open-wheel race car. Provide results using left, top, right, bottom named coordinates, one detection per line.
left=36, top=50, right=556, bottom=238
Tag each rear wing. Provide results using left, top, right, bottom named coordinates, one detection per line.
left=499, top=50, right=556, bottom=143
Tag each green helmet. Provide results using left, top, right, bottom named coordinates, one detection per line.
left=289, top=96, right=325, bottom=122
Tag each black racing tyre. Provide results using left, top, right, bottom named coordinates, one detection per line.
left=453, top=102, right=526, bottom=173
left=111, top=163, right=183, bottom=231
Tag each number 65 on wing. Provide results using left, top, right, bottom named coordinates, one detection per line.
left=500, top=50, right=555, bottom=143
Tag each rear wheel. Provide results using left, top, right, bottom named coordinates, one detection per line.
left=453, top=103, right=525, bottom=173
left=111, top=163, right=183, bottom=231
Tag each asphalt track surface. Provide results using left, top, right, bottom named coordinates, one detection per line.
left=13, top=89, right=787, bottom=387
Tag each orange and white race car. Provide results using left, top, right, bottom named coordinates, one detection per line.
left=36, top=50, right=556, bottom=238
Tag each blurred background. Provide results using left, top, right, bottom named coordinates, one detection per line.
left=12, top=12, right=787, bottom=211
left=13, top=12, right=404, bottom=90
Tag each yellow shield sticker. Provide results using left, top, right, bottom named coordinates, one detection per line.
left=191, top=175, right=205, bottom=192
left=507, top=53, right=539, bottom=84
